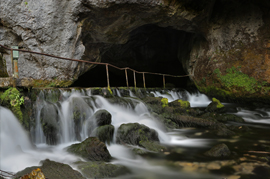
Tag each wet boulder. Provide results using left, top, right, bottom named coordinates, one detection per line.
left=66, top=137, right=111, bottom=162
left=204, top=143, right=231, bottom=158
left=93, top=109, right=112, bottom=127
left=16, top=159, right=85, bottom=179
left=91, top=125, right=115, bottom=144
left=40, top=103, right=59, bottom=145
left=116, top=123, right=166, bottom=152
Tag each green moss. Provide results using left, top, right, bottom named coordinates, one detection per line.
left=177, top=99, right=190, bottom=108
left=212, top=98, right=224, bottom=108
left=161, top=98, right=168, bottom=108
left=214, top=67, right=267, bottom=93
left=32, top=79, right=72, bottom=88
left=107, top=87, right=113, bottom=95
left=0, top=87, right=24, bottom=122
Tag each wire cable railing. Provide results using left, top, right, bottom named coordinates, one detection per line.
left=0, top=44, right=191, bottom=88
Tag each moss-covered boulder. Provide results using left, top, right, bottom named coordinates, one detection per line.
left=116, top=123, right=166, bottom=152
left=205, top=98, right=225, bottom=112
left=66, top=137, right=111, bottom=162
left=16, top=159, right=85, bottom=179
left=75, top=161, right=130, bottom=178
left=169, top=99, right=190, bottom=109
left=91, top=125, right=114, bottom=144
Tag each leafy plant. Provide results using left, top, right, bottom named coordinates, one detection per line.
left=214, top=67, right=267, bottom=93
left=0, top=87, right=24, bottom=122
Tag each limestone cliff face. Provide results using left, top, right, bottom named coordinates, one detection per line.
left=1, top=0, right=270, bottom=101
left=0, top=0, right=213, bottom=86
left=191, top=1, right=270, bottom=102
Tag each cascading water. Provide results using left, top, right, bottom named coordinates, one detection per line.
left=0, top=107, right=81, bottom=173
left=151, top=89, right=211, bottom=107
left=0, top=88, right=214, bottom=178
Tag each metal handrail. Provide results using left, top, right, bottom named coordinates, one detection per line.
left=0, top=44, right=191, bottom=88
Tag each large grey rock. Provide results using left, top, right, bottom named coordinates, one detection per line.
left=116, top=123, right=166, bottom=152
left=0, top=0, right=214, bottom=87
left=66, top=137, right=112, bottom=162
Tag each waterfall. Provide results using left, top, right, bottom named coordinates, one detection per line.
left=0, top=88, right=212, bottom=175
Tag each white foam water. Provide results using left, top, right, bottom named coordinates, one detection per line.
left=151, top=90, right=211, bottom=107
left=0, top=107, right=82, bottom=173
left=0, top=89, right=211, bottom=176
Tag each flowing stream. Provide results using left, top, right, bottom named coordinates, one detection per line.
left=1, top=89, right=270, bottom=178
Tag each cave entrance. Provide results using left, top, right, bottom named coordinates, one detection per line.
left=72, top=24, right=194, bottom=88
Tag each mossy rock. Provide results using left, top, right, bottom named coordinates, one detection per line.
left=91, top=125, right=114, bottom=144
left=92, top=109, right=112, bottom=127
left=16, top=159, right=85, bottom=179
left=66, top=137, right=111, bottom=162
left=75, top=161, right=130, bottom=178
left=205, top=98, right=225, bottom=112
left=116, top=123, right=166, bottom=152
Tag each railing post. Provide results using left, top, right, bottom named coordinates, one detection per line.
left=163, top=75, right=165, bottom=89
left=125, top=68, right=129, bottom=88
left=143, top=72, right=146, bottom=88
left=133, top=70, right=136, bottom=89
left=106, top=64, right=110, bottom=88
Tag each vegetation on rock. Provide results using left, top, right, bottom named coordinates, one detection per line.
left=177, top=99, right=190, bottom=109
left=0, top=87, right=24, bottom=122
left=161, top=98, right=168, bottom=108
left=212, top=98, right=224, bottom=108
left=214, top=67, right=267, bottom=94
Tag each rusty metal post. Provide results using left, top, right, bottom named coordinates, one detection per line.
left=14, top=59, right=19, bottom=78
left=163, top=75, right=165, bottom=89
left=133, top=70, right=136, bottom=88
left=106, top=64, right=110, bottom=88
left=143, top=72, right=146, bottom=88
left=125, top=68, right=129, bottom=88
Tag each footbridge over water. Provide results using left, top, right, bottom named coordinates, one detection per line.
left=0, top=45, right=191, bottom=89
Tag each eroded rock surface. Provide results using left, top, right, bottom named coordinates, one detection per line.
left=1, top=0, right=270, bottom=101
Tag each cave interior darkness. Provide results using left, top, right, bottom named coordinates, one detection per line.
left=71, top=24, right=194, bottom=88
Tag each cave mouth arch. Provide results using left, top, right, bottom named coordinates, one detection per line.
left=71, top=24, right=195, bottom=88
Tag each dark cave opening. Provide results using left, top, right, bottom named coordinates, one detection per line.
left=72, top=24, right=195, bottom=88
